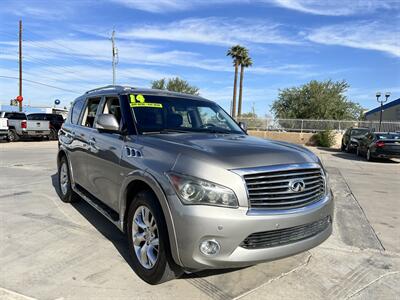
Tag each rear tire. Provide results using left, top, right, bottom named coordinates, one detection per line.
left=50, top=128, right=58, bottom=140
left=8, top=129, right=19, bottom=142
left=341, top=142, right=345, bottom=151
left=356, top=147, right=361, bottom=157
left=58, top=156, right=80, bottom=203
left=127, top=190, right=183, bottom=284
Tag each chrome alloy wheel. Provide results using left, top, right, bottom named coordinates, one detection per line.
left=60, top=162, right=69, bottom=196
left=132, top=206, right=159, bottom=269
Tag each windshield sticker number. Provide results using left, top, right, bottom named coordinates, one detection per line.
left=130, top=94, right=163, bottom=108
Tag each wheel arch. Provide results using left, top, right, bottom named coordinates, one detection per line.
left=120, top=172, right=183, bottom=267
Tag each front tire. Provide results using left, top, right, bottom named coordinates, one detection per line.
left=341, top=142, right=345, bottom=151
left=366, top=148, right=374, bottom=162
left=127, top=190, right=183, bottom=284
left=58, top=156, right=80, bottom=203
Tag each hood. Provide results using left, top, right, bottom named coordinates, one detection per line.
left=143, top=133, right=318, bottom=169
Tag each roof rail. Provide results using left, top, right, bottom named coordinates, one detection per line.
left=85, top=85, right=135, bottom=94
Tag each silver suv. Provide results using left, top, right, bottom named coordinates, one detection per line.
left=58, top=85, right=333, bottom=284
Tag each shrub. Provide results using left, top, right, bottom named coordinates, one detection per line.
left=312, top=130, right=335, bottom=147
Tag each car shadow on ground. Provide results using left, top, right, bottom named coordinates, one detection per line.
left=331, top=152, right=399, bottom=163
left=50, top=173, right=135, bottom=271
left=316, top=147, right=341, bottom=153
left=50, top=173, right=245, bottom=279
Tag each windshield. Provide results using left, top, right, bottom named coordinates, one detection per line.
left=129, top=94, right=243, bottom=134
left=351, top=129, right=369, bottom=136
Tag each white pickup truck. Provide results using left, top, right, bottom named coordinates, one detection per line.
left=2, top=112, right=50, bottom=142
left=0, top=112, right=9, bottom=140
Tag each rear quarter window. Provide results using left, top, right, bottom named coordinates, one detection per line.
left=71, top=99, right=85, bottom=124
left=5, top=113, right=26, bottom=120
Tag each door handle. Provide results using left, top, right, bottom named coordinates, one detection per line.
left=89, top=137, right=96, bottom=145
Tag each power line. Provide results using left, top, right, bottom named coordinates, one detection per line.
left=23, top=54, right=97, bottom=81
left=24, top=39, right=107, bottom=68
left=0, top=75, right=80, bottom=93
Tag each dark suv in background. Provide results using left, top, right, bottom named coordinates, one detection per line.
left=341, top=127, right=369, bottom=152
left=27, top=113, right=64, bottom=140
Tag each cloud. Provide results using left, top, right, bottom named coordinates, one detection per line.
left=119, top=17, right=299, bottom=46
left=110, top=0, right=240, bottom=13
left=0, top=0, right=77, bottom=20
left=267, top=0, right=399, bottom=16
left=307, top=21, right=400, bottom=57
left=110, top=0, right=399, bottom=15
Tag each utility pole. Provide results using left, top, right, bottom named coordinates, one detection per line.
left=111, top=30, right=118, bottom=86
left=18, top=20, right=23, bottom=112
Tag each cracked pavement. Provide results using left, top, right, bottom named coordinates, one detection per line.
left=0, top=142, right=399, bottom=299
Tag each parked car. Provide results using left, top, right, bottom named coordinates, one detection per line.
left=0, top=111, right=9, bottom=141
left=357, top=132, right=400, bottom=161
left=2, top=112, right=51, bottom=142
left=57, top=85, right=333, bottom=284
left=341, top=127, right=370, bottom=152
left=27, top=113, right=64, bottom=140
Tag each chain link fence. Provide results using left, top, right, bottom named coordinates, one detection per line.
left=236, top=117, right=400, bottom=133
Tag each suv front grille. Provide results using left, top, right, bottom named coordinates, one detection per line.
left=240, top=216, right=331, bottom=249
left=243, top=167, right=325, bottom=210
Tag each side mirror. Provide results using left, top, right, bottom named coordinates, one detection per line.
left=239, top=121, right=248, bottom=132
left=95, top=114, right=119, bottom=132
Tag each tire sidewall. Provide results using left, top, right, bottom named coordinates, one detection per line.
left=50, top=128, right=57, bottom=140
left=367, top=149, right=373, bottom=161
left=8, top=130, right=18, bottom=142
left=58, top=156, right=73, bottom=202
left=127, top=191, right=170, bottom=284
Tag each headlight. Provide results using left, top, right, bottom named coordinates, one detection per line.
left=350, top=138, right=358, bottom=143
left=166, top=172, right=239, bottom=208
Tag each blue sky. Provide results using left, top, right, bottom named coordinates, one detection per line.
left=0, top=0, right=399, bottom=116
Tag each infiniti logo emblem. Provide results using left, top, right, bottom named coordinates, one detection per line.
left=289, top=179, right=306, bottom=193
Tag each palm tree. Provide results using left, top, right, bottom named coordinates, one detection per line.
left=227, top=45, right=247, bottom=118
left=237, top=55, right=253, bottom=118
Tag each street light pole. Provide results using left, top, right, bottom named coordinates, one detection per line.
left=376, top=92, right=390, bottom=132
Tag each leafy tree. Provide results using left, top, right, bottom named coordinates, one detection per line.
left=237, top=112, right=264, bottom=129
left=151, top=77, right=199, bottom=95
left=271, top=80, right=364, bottom=120
left=238, top=55, right=253, bottom=117
left=227, top=45, right=248, bottom=118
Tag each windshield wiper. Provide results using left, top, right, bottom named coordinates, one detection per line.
left=160, top=129, right=189, bottom=134
left=142, top=129, right=189, bottom=135
left=201, top=129, right=233, bottom=134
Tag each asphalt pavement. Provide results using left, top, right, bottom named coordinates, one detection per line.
left=0, top=141, right=399, bottom=300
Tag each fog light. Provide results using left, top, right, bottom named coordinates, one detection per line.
left=200, top=239, right=220, bottom=256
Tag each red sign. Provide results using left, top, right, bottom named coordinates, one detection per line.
left=16, top=95, right=23, bottom=102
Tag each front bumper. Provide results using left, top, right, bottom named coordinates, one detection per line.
left=170, top=192, right=334, bottom=270
left=0, top=129, right=8, bottom=137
